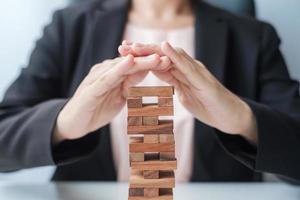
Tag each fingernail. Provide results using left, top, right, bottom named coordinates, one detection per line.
left=122, top=45, right=131, bottom=51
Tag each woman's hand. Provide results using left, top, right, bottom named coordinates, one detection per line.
left=119, top=41, right=258, bottom=143
left=53, top=54, right=171, bottom=144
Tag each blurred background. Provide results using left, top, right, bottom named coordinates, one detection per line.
left=0, top=0, right=299, bottom=182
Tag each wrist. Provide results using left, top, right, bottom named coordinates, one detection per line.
left=52, top=111, right=71, bottom=145
left=239, top=101, right=258, bottom=143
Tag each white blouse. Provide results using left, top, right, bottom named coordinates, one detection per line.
left=110, top=23, right=195, bottom=182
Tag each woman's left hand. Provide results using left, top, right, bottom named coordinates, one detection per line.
left=119, top=41, right=258, bottom=143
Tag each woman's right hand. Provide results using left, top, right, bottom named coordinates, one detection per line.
left=53, top=54, right=170, bottom=144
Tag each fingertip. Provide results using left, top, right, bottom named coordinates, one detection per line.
left=161, top=56, right=171, bottom=65
left=151, top=54, right=161, bottom=65
left=156, top=56, right=171, bottom=72
left=122, top=40, right=132, bottom=45
left=153, top=53, right=160, bottom=59
left=118, top=46, right=125, bottom=55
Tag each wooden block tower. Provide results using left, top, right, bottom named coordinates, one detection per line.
left=127, top=86, right=177, bottom=200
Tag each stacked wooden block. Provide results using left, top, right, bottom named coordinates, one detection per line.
left=127, top=86, right=177, bottom=200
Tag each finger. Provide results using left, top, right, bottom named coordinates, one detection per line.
left=161, top=42, right=191, bottom=75
left=84, top=57, right=126, bottom=85
left=119, top=48, right=171, bottom=73
left=89, top=55, right=134, bottom=97
left=126, top=54, right=161, bottom=74
left=152, top=56, right=171, bottom=72
left=118, top=45, right=131, bottom=56
left=119, top=43, right=165, bottom=57
left=123, top=71, right=149, bottom=89
left=132, top=43, right=165, bottom=56
left=152, top=70, right=179, bottom=87
left=170, top=68, right=190, bottom=86
left=122, top=40, right=133, bottom=45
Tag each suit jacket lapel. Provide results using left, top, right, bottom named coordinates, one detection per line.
left=88, top=0, right=129, bottom=180
left=91, top=1, right=129, bottom=64
left=195, top=2, right=228, bottom=83
left=192, top=2, right=229, bottom=181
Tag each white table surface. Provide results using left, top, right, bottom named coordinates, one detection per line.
left=0, top=182, right=299, bottom=200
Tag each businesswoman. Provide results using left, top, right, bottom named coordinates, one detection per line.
left=0, top=0, right=300, bottom=182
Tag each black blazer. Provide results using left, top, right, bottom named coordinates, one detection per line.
left=0, top=0, right=300, bottom=182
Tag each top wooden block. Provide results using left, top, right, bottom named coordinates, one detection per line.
left=128, top=86, right=174, bottom=97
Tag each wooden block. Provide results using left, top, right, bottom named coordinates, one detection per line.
left=143, top=116, right=158, bottom=125
left=128, top=86, right=174, bottom=97
left=129, top=136, right=143, bottom=144
left=160, top=152, right=176, bottom=161
left=143, top=170, right=159, bottom=179
left=158, top=97, right=173, bottom=107
left=159, top=134, right=174, bottom=143
left=127, top=97, right=142, bottom=108
left=131, top=160, right=177, bottom=170
left=144, top=188, right=159, bottom=197
left=144, top=152, right=160, bottom=161
left=129, top=143, right=175, bottom=153
left=128, top=120, right=173, bottom=135
left=128, top=116, right=143, bottom=126
left=128, top=194, right=172, bottom=200
left=129, top=170, right=175, bottom=188
left=128, top=104, right=173, bottom=117
left=130, top=153, right=145, bottom=162
left=144, top=135, right=159, bottom=144
left=129, top=188, right=144, bottom=196
left=160, top=188, right=173, bottom=196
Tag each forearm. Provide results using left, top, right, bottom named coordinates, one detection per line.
left=216, top=99, right=300, bottom=181
left=0, top=99, right=66, bottom=171
left=238, top=100, right=258, bottom=144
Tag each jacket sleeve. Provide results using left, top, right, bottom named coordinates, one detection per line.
left=216, top=23, right=300, bottom=182
left=0, top=11, right=99, bottom=172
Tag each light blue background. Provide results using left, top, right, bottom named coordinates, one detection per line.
left=0, top=0, right=299, bottom=182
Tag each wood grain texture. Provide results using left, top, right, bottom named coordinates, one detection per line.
left=131, top=160, right=177, bottom=170
left=158, top=97, right=173, bottom=107
left=144, top=135, right=159, bottom=144
left=159, top=134, right=174, bottom=143
left=144, top=188, right=159, bottom=197
left=143, top=116, right=159, bottom=125
left=160, top=188, right=173, bottom=195
left=143, top=170, right=159, bottom=179
left=129, top=143, right=175, bottom=153
left=160, top=152, right=176, bottom=161
left=128, top=86, right=174, bottom=97
left=128, top=188, right=173, bottom=200
left=130, top=153, right=145, bottom=162
left=129, top=188, right=144, bottom=196
left=129, top=170, right=175, bottom=188
left=127, top=97, right=143, bottom=108
left=144, top=152, right=160, bottom=161
left=128, top=116, right=143, bottom=126
left=129, top=136, right=143, bottom=144
left=128, top=195, right=172, bottom=200
left=128, top=120, right=173, bottom=135
left=128, top=104, right=173, bottom=117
